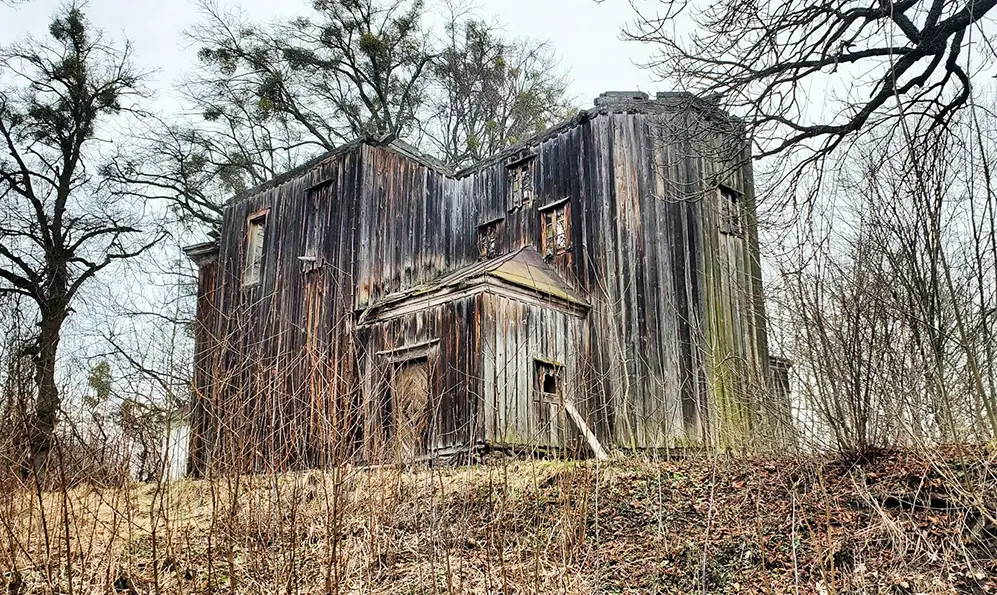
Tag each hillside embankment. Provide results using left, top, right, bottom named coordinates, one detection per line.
left=2, top=447, right=995, bottom=594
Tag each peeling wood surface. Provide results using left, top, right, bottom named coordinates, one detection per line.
left=188, top=98, right=777, bottom=473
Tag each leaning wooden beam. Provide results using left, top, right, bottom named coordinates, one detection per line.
left=563, top=399, right=609, bottom=460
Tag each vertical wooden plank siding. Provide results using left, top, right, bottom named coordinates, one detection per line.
left=187, top=96, right=778, bottom=471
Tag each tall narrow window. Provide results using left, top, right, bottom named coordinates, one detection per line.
left=540, top=199, right=571, bottom=259
left=243, top=210, right=268, bottom=286
left=302, top=181, right=330, bottom=273
left=477, top=218, right=503, bottom=260
left=507, top=155, right=535, bottom=209
left=718, top=185, right=742, bottom=237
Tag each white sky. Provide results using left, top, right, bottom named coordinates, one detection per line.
left=1, top=0, right=660, bottom=115
left=0, top=0, right=665, bottom=381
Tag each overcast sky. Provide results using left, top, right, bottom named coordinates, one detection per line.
left=0, top=0, right=668, bottom=369
left=1, top=0, right=660, bottom=114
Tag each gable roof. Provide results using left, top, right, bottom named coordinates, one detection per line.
left=225, top=137, right=452, bottom=207
left=359, top=246, right=588, bottom=321
left=438, top=246, right=587, bottom=305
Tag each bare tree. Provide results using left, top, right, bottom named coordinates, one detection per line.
left=777, top=113, right=997, bottom=453
left=424, top=12, right=573, bottom=168
left=785, top=193, right=914, bottom=455
left=192, top=0, right=431, bottom=148
left=0, top=6, right=158, bottom=474
left=621, top=0, right=996, bottom=169
left=107, top=0, right=435, bottom=230
left=104, top=120, right=246, bottom=230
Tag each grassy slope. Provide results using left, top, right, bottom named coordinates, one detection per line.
left=2, top=448, right=995, bottom=594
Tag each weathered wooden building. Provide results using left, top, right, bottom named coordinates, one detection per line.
left=185, top=91, right=785, bottom=473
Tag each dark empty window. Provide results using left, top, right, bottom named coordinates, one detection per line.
left=535, top=360, right=561, bottom=401
left=542, top=372, right=557, bottom=394
left=243, top=210, right=268, bottom=286
left=718, top=185, right=742, bottom=236
left=540, top=200, right=571, bottom=259
left=477, top=218, right=502, bottom=260
left=507, top=155, right=535, bottom=208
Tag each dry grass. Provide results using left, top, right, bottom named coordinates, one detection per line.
left=2, top=449, right=995, bottom=594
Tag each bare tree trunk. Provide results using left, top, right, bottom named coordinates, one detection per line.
left=27, top=308, right=66, bottom=478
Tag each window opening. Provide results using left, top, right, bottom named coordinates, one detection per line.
left=507, top=155, right=535, bottom=208
left=243, top=210, right=268, bottom=286
left=542, top=372, right=557, bottom=394
left=535, top=360, right=561, bottom=400
left=718, top=185, right=742, bottom=236
left=541, top=201, right=571, bottom=259
left=477, top=218, right=502, bottom=260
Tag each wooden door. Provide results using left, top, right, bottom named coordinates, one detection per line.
left=534, top=361, right=566, bottom=448
left=391, top=359, right=429, bottom=461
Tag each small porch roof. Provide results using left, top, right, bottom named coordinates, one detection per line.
left=359, top=247, right=588, bottom=321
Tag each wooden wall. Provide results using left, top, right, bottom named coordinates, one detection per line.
left=189, top=98, right=775, bottom=471
left=193, top=146, right=365, bottom=472
left=356, top=295, right=481, bottom=460
left=188, top=256, right=218, bottom=476
left=355, top=146, right=466, bottom=308
left=457, top=105, right=769, bottom=449
left=575, top=107, right=770, bottom=448
left=479, top=292, right=590, bottom=449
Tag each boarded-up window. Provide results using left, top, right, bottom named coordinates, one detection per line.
left=507, top=155, right=535, bottom=208
left=302, top=181, right=330, bottom=273
left=477, top=218, right=502, bottom=260
left=243, top=211, right=268, bottom=286
left=540, top=199, right=571, bottom=259
left=718, top=185, right=742, bottom=236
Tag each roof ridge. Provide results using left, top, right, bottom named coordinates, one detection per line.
left=225, top=90, right=725, bottom=206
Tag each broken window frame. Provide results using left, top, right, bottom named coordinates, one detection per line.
left=506, top=153, right=535, bottom=209
left=302, top=180, right=331, bottom=273
left=539, top=198, right=571, bottom=260
left=477, top=217, right=503, bottom=260
left=717, top=184, right=743, bottom=237
left=533, top=358, right=567, bottom=448
left=534, top=359, right=563, bottom=404
left=243, top=209, right=269, bottom=287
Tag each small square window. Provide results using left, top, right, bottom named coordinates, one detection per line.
left=534, top=360, right=561, bottom=401
left=718, top=186, right=742, bottom=237
left=243, top=210, right=268, bottom=286
left=477, top=218, right=502, bottom=260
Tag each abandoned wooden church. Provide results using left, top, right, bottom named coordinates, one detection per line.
left=184, top=91, right=787, bottom=474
